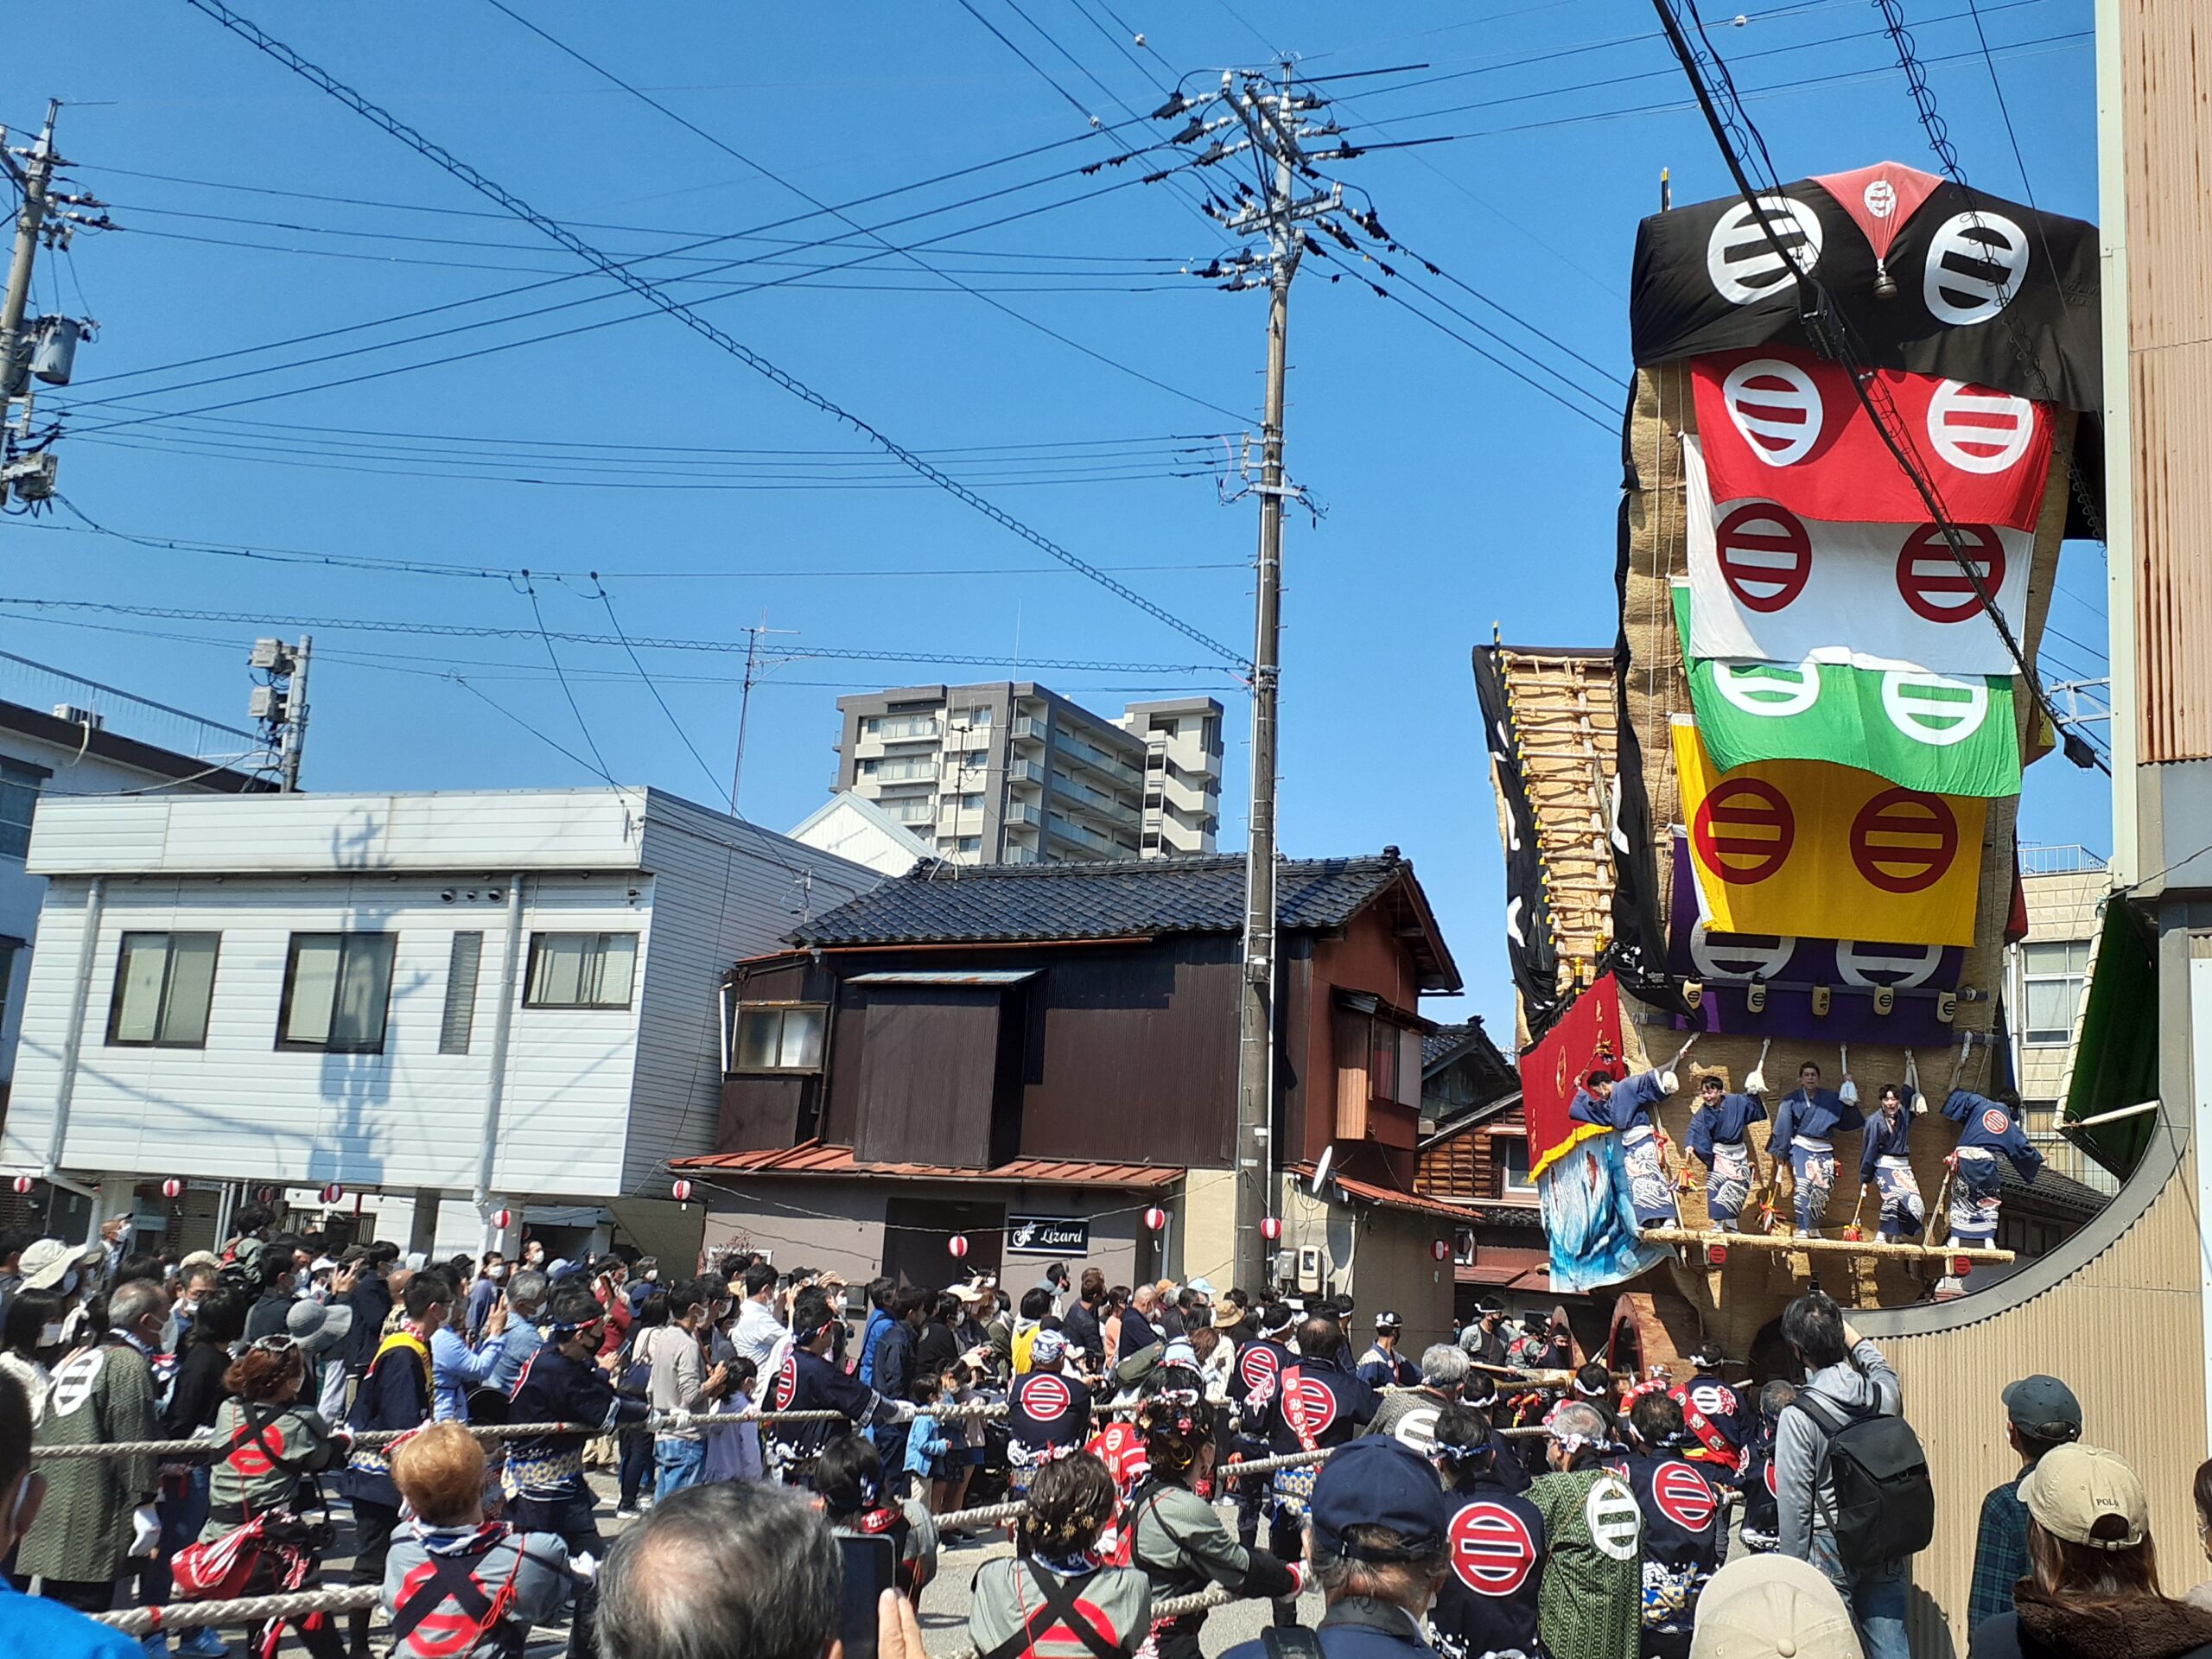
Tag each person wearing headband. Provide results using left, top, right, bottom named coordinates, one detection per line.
left=1228, top=1302, right=1300, bottom=1551
left=1621, top=1392, right=1723, bottom=1659
left=1568, top=1059, right=1683, bottom=1230
left=1255, top=1314, right=1381, bottom=1630
left=761, top=1287, right=913, bottom=1484
left=1685, top=1065, right=1768, bottom=1235
left=1527, top=1401, right=1644, bottom=1659
left=505, top=1280, right=658, bottom=1659
left=969, top=1452, right=1151, bottom=1659
left=1429, top=1402, right=1549, bottom=1659
left=1006, top=1329, right=1093, bottom=1499
left=1129, top=1363, right=1304, bottom=1659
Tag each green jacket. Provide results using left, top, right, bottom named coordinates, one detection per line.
left=19, top=1338, right=159, bottom=1583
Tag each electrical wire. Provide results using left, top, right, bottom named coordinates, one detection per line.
left=481, top=0, right=1245, bottom=423
left=59, top=156, right=1197, bottom=424
left=174, top=3, right=1249, bottom=667
left=0, top=594, right=1229, bottom=674
left=65, top=125, right=1162, bottom=394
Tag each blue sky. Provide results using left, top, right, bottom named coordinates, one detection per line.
left=1, top=1, right=2103, bottom=1031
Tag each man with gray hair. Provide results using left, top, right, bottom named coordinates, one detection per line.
left=1366, top=1343, right=1468, bottom=1454
left=1526, top=1400, right=1643, bottom=1659
left=17, top=1277, right=164, bottom=1610
left=486, top=1268, right=550, bottom=1394
left=597, top=1478, right=928, bottom=1659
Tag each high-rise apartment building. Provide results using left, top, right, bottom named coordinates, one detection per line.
left=830, top=683, right=1223, bottom=864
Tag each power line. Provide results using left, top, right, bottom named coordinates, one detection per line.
left=480, top=0, right=1246, bottom=423
left=66, top=125, right=1159, bottom=393
left=521, top=577, right=615, bottom=785
left=177, top=0, right=1247, bottom=666
left=60, top=157, right=1193, bottom=424
left=0, top=593, right=1229, bottom=673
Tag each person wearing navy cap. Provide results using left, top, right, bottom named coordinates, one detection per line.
left=1222, top=1436, right=1452, bottom=1659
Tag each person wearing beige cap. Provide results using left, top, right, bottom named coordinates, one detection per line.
left=1690, top=1554, right=1861, bottom=1659
left=1970, top=1443, right=2212, bottom=1659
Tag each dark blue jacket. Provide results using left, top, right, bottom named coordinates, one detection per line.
left=1771, top=1086, right=1864, bottom=1156
left=505, top=1344, right=645, bottom=1512
left=1686, top=1091, right=1767, bottom=1166
left=1568, top=1068, right=1670, bottom=1134
left=1260, top=1353, right=1377, bottom=1455
left=1224, top=1598, right=1440, bottom=1659
left=1858, top=1106, right=1917, bottom=1181
left=766, top=1344, right=884, bottom=1467
left=1427, top=1472, right=1546, bottom=1659
left=341, top=1329, right=431, bottom=1510
left=1943, top=1090, right=2045, bottom=1180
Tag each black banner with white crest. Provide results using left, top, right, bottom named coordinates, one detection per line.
left=1628, top=165, right=2101, bottom=418
left=1471, top=645, right=1563, bottom=1039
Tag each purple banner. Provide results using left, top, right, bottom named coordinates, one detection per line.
left=1666, top=833, right=1963, bottom=1046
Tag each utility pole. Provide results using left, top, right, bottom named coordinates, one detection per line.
left=0, top=103, right=59, bottom=399
left=728, top=616, right=798, bottom=814
left=249, top=635, right=312, bottom=791
left=1167, top=66, right=1344, bottom=1292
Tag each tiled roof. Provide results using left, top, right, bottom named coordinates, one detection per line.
left=791, top=850, right=1460, bottom=990
left=669, top=1143, right=1180, bottom=1189
left=1423, top=1024, right=1474, bottom=1070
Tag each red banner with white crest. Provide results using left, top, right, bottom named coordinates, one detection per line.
left=1692, top=345, right=2052, bottom=531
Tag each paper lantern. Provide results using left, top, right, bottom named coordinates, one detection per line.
left=1430, top=1237, right=1451, bottom=1263
left=491, top=1208, right=512, bottom=1231
left=319, top=1182, right=344, bottom=1205
left=257, top=1185, right=279, bottom=1204
left=1259, top=1216, right=1282, bottom=1243
left=947, top=1234, right=969, bottom=1259
left=10, top=1175, right=31, bottom=1196
left=671, top=1179, right=695, bottom=1204
left=161, top=1179, right=183, bottom=1200
left=1142, top=1206, right=1166, bottom=1232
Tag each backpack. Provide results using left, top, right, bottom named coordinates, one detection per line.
left=1789, top=1391, right=1935, bottom=1567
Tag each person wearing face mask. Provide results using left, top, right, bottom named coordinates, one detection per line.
left=504, top=1281, right=655, bottom=1659
left=0, top=1288, right=64, bottom=1434
left=0, top=1370, right=140, bottom=1656
left=17, top=1279, right=166, bottom=1614
left=340, top=1273, right=447, bottom=1659
left=463, top=1251, right=506, bottom=1344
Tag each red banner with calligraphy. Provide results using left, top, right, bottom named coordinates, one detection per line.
left=1520, top=970, right=1629, bottom=1180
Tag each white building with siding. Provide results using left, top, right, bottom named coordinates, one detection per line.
left=1, top=788, right=875, bottom=1256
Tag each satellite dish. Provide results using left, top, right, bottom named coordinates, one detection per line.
left=1310, top=1145, right=1336, bottom=1197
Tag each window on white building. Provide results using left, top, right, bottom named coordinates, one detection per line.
left=0, top=760, right=41, bottom=861
left=107, top=931, right=220, bottom=1047
left=732, top=1004, right=826, bottom=1072
left=278, top=932, right=397, bottom=1052
left=440, top=931, right=483, bottom=1053
left=524, top=931, right=639, bottom=1009
left=2023, top=939, right=2091, bottom=1046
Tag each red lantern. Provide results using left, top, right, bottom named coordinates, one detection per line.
left=491, top=1208, right=512, bottom=1231
left=1430, top=1237, right=1451, bottom=1263
left=10, top=1175, right=31, bottom=1196
left=947, top=1234, right=969, bottom=1259
left=319, top=1182, right=343, bottom=1205
left=161, top=1179, right=183, bottom=1200
left=671, top=1179, right=695, bottom=1205
left=1259, top=1216, right=1282, bottom=1243
left=1143, top=1206, right=1166, bottom=1232
left=257, top=1185, right=279, bottom=1204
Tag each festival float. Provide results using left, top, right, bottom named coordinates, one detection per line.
left=1478, top=163, right=2107, bottom=1367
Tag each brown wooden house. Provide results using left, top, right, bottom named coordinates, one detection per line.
left=671, top=850, right=1467, bottom=1348
left=1414, top=1021, right=1556, bottom=1320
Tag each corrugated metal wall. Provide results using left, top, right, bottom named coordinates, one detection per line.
left=2124, top=0, right=2212, bottom=762
left=1885, top=1144, right=2207, bottom=1653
